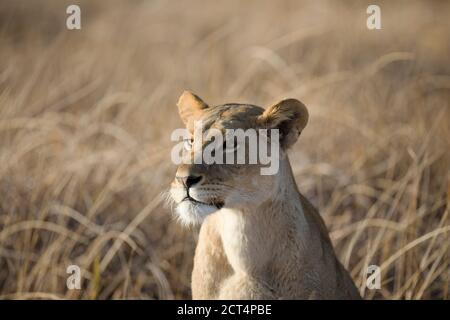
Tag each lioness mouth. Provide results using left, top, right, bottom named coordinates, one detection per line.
left=182, top=196, right=224, bottom=209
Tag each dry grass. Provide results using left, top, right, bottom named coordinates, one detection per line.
left=0, top=0, right=449, bottom=299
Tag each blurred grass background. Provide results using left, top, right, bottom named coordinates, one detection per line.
left=0, top=0, right=449, bottom=299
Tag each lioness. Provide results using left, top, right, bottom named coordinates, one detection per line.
left=170, top=91, right=361, bottom=299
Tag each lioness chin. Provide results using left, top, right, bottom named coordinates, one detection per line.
left=170, top=91, right=361, bottom=299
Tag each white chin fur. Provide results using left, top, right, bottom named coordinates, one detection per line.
left=176, top=201, right=217, bottom=226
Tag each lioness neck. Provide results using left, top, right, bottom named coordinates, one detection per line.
left=217, top=156, right=323, bottom=276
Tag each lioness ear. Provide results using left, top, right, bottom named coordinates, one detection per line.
left=177, top=91, right=209, bottom=126
left=257, top=99, right=309, bottom=149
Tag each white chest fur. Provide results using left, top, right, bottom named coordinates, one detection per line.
left=218, top=208, right=274, bottom=275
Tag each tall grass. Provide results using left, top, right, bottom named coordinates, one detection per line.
left=0, top=0, right=448, bottom=299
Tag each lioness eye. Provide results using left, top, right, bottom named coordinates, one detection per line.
left=183, top=138, right=193, bottom=151
left=223, top=139, right=239, bottom=153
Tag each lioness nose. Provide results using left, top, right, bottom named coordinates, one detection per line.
left=177, top=175, right=203, bottom=188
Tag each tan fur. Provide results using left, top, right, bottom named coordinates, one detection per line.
left=171, top=91, right=361, bottom=299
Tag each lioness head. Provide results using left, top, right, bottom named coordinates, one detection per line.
left=170, top=91, right=308, bottom=225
